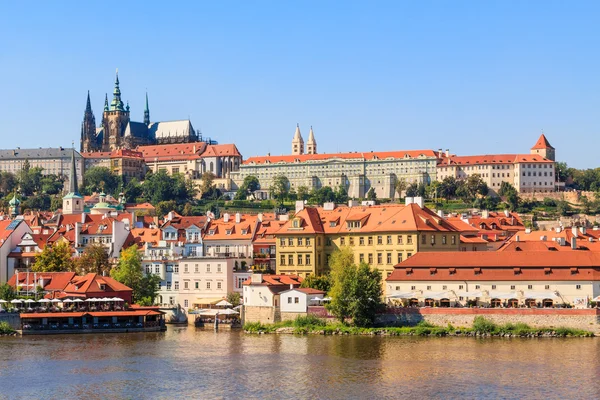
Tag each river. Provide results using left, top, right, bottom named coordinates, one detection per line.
left=1, top=327, right=599, bottom=399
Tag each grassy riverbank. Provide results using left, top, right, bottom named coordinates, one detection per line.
left=244, top=316, right=594, bottom=337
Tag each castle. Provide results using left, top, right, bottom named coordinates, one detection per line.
left=80, top=71, right=208, bottom=153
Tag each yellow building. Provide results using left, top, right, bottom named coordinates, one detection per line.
left=275, top=199, right=461, bottom=278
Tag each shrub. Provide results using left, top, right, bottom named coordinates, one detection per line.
left=0, top=321, right=15, bottom=335
left=472, top=316, right=497, bottom=333
left=293, top=314, right=326, bottom=328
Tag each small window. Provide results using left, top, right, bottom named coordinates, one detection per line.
left=288, top=297, right=292, bottom=304
left=207, top=282, right=211, bottom=289
left=492, top=285, right=496, bottom=289
left=510, top=285, right=515, bottom=290
left=442, top=285, right=447, bottom=290
left=576, top=284, right=581, bottom=290
left=527, top=285, right=533, bottom=290
left=458, top=285, right=464, bottom=290
left=294, top=297, right=299, bottom=304
left=411, top=285, right=416, bottom=290
left=427, top=285, right=432, bottom=290
left=475, top=285, right=480, bottom=289
left=545, top=285, right=550, bottom=290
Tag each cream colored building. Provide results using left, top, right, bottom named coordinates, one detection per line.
left=436, top=134, right=556, bottom=194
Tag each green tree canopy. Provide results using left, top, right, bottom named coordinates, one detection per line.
left=235, top=175, right=260, bottom=200
left=270, top=175, right=290, bottom=203
left=110, top=246, right=160, bottom=304
left=395, top=178, right=407, bottom=200
left=32, top=241, right=75, bottom=272
left=75, top=243, right=111, bottom=275
left=300, top=274, right=332, bottom=293
left=366, top=187, right=377, bottom=200
left=83, top=167, right=122, bottom=195
left=226, top=292, right=241, bottom=307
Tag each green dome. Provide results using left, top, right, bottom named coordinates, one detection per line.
left=9, top=195, right=20, bottom=206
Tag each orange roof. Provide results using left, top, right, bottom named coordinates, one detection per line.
left=531, top=134, right=554, bottom=150
left=204, top=214, right=259, bottom=241
left=201, top=144, right=241, bottom=157
left=63, top=273, right=132, bottom=294
left=0, top=219, right=20, bottom=243
left=131, top=228, right=161, bottom=246
left=137, top=142, right=207, bottom=162
left=438, top=154, right=553, bottom=166
left=244, top=274, right=303, bottom=286
left=82, top=149, right=143, bottom=159
left=244, top=149, right=438, bottom=165
left=125, top=202, right=156, bottom=210
left=296, top=288, right=326, bottom=295
left=8, top=272, right=77, bottom=291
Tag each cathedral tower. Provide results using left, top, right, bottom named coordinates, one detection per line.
left=102, top=70, right=130, bottom=151
left=144, top=92, right=150, bottom=125
left=291, top=123, right=304, bottom=155
left=80, top=91, right=97, bottom=152
left=306, top=126, right=317, bottom=155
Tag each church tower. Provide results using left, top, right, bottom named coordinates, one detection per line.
left=530, top=133, right=555, bottom=161
left=62, top=150, right=84, bottom=215
left=8, top=192, right=20, bottom=217
left=102, top=70, right=130, bottom=151
left=144, top=92, right=150, bottom=125
left=291, top=123, right=304, bottom=155
left=306, top=126, right=317, bottom=154
left=80, top=91, right=97, bottom=152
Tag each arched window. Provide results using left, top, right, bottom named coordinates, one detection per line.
left=210, top=162, right=214, bottom=172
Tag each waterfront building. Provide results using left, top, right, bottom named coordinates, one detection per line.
left=243, top=274, right=303, bottom=323
left=80, top=73, right=208, bottom=153
left=436, top=134, right=557, bottom=194
left=233, top=125, right=437, bottom=199
left=8, top=232, right=48, bottom=275
left=279, top=288, right=325, bottom=314
left=203, top=213, right=259, bottom=270
left=386, top=251, right=600, bottom=308
left=274, top=199, right=461, bottom=279
left=0, top=218, right=33, bottom=284
left=252, top=215, right=286, bottom=272
left=81, top=149, right=145, bottom=181
left=0, top=147, right=83, bottom=189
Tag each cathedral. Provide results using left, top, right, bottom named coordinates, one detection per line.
left=80, top=71, right=205, bottom=153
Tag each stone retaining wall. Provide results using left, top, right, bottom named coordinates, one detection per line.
left=243, top=306, right=277, bottom=324
left=280, top=312, right=307, bottom=322
left=0, top=314, right=21, bottom=330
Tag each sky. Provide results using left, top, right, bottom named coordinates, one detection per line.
left=0, top=1, right=598, bottom=168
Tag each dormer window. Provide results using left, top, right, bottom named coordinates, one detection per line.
left=226, top=229, right=232, bottom=235
left=292, top=220, right=300, bottom=228
left=209, top=230, right=215, bottom=235
left=241, top=229, right=248, bottom=235
left=347, top=221, right=361, bottom=229
left=100, top=284, right=106, bottom=290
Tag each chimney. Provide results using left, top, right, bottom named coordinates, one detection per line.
left=540, top=235, right=547, bottom=241
left=323, top=202, right=335, bottom=211
left=251, top=273, right=263, bottom=284
left=348, top=200, right=359, bottom=207
left=572, top=226, right=578, bottom=237
left=504, top=209, right=510, bottom=217
left=580, top=226, right=587, bottom=235
left=555, top=227, right=561, bottom=233
left=235, top=213, right=241, bottom=224
left=75, top=222, right=80, bottom=246
left=81, top=212, right=86, bottom=224
left=482, top=209, right=489, bottom=219
left=405, top=197, right=414, bottom=206
left=167, top=211, right=174, bottom=221
left=571, top=237, right=577, bottom=250
left=295, top=200, right=305, bottom=213
left=290, top=284, right=293, bottom=290
left=437, top=209, right=444, bottom=218
left=445, top=149, right=450, bottom=157
left=223, top=213, right=230, bottom=223
left=413, top=197, right=424, bottom=208
left=257, top=213, right=263, bottom=222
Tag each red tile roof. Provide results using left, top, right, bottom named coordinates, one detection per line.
left=204, top=215, right=259, bottom=241
left=202, top=144, right=241, bottom=157
left=244, top=150, right=438, bottom=165
left=137, top=142, right=207, bottom=162
left=243, top=274, right=303, bottom=286
left=296, top=288, right=326, bottom=295
left=438, top=154, right=553, bottom=167
left=8, top=272, right=77, bottom=291
left=531, top=134, right=554, bottom=150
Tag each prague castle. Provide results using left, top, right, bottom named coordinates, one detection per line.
left=80, top=71, right=205, bottom=153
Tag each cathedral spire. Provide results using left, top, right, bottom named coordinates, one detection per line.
left=68, top=149, right=79, bottom=195
left=110, top=69, right=125, bottom=111
left=85, top=90, right=92, bottom=113
left=104, top=93, right=109, bottom=111
left=144, top=92, right=150, bottom=125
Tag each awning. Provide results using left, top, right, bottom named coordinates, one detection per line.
left=488, top=291, right=519, bottom=299
left=387, top=292, right=417, bottom=299
left=423, top=291, right=454, bottom=300
left=193, top=298, right=224, bottom=305
left=454, top=291, right=483, bottom=298
left=523, top=291, right=559, bottom=300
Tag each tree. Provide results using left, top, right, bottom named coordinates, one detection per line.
left=270, top=175, right=290, bottom=203
left=111, top=246, right=160, bottom=304
left=439, top=177, right=458, bottom=202
left=123, top=177, right=143, bottom=202
left=335, top=185, right=349, bottom=204
left=498, top=182, right=520, bottom=211
left=156, top=200, right=178, bottom=217
left=0, top=172, right=17, bottom=196
left=226, top=292, right=241, bottom=307
left=309, top=186, right=336, bottom=205
left=235, top=175, right=260, bottom=200
left=75, top=243, right=111, bottom=275
left=83, top=167, right=121, bottom=195
left=32, top=241, right=75, bottom=272
left=40, top=174, right=64, bottom=195
left=555, top=162, right=568, bottom=183
left=325, top=248, right=384, bottom=327
left=142, top=170, right=196, bottom=204
left=18, top=161, right=44, bottom=196
left=405, top=183, right=419, bottom=197
left=300, top=274, right=332, bottom=293
left=366, top=187, right=377, bottom=200
left=50, top=195, right=63, bottom=211
left=21, top=194, right=51, bottom=211
left=0, top=283, right=16, bottom=301
left=395, top=178, right=407, bottom=200
left=198, top=172, right=218, bottom=199
left=297, top=186, right=309, bottom=201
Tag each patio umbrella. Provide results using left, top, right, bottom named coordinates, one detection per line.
left=10, top=299, right=23, bottom=304
left=112, top=298, right=124, bottom=302
left=24, top=299, right=36, bottom=304
left=38, top=299, right=51, bottom=303
left=73, top=299, right=84, bottom=303
left=217, top=308, right=239, bottom=315
left=322, top=297, right=332, bottom=301
left=310, top=297, right=323, bottom=301
left=215, top=300, right=233, bottom=307
left=62, top=299, right=73, bottom=303
left=85, top=298, right=95, bottom=302
left=100, top=297, right=111, bottom=302
left=51, top=299, right=62, bottom=303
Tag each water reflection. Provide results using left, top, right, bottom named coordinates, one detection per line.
left=1, top=328, right=599, bottom=399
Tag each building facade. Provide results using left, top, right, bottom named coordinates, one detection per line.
left=81, top=149, right=145, bottom=181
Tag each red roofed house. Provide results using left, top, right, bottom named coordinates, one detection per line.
left=280, top=287, right=326, bottom=315
left=8, top=272, right=76, bottom=296
left=243, top=273, right=303, bottom=323
left=436, top=135, right=557, bottom=194
left=386, top=251, right=600, bottom=308
left=0, top=218, right=33, bottom=284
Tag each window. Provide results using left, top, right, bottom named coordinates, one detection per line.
left=431, top=235, right=435, bottom=245
left=166, top=281, right=172, bottom=290
left=386, top=235, right=392, bottom=245
left=451, top=236, right=456, bottom=245
left=368, top=254, right=373, bottom=264
left=174, top=281, right=179, bottom=290
left=280, top=255, right=285, bottom=265
left=184, top=300, right=188, bottom=307
left=359, top=237, right=365, bottom=246
left=510, top=285, right=515, bottom=290
left=368, top=237, right=373, bottom=245
left=397, top=253, right=402, bottom=263
left=442, top=235, right=446, bottom=245
left=326, top=237, right=332, bottom=246
left=207, top=282, right=211, bottom=289
left=576, top=284, right=581, bottom=290
left=377, top=253, right=382, bottom=264
left=217, top=282, right=222, bottom=289
left=306, top=238, right=311, bottom=245
left=395, top=286, right=400, bottom=290
left=442, top=285, right=447, bottom=290
left=288, top=255, right=294, bottom=265
left=195, top=282, right=199, bottom=289
left=545, top=285, right=550, bottom=290
left=528, top=285, right=533, bottom=289
left=298, top=237, right=303, bottom=246
left=407, top=252, right=412, bottom=258
left=349, top=237, right=354, bottom=246
left=288, top=297, right=292, bottom=304
left=298, top=254, right=303, bottom=265
left=294, top=297, right=299, bottom=304
left=397, top=235, right=403, bottom=244
left=421, top=235, right=426, bottom=245
left=475, top=285, right=480, bottom=289
left=184, top=282, right=189, bottom=289
left=387, top=253, right=392, bottom=264
left=427, top=285, right=432, bottom=290
left=154, top=266, right=160, bottom=274
left=459, top=285, right=464, bottom=290
left=377, top=236, right=383, bottom=245
left=207, top=265, right=211, bottom=273
left=194, top=264, right=199, bottom=273
left=174, top=265, right=179, bottom=273
left=217, top=265, right=222, bottom=273
left=492, top=285, right=497, bottom=289
left=280, top=238, right=285, bottom=246
left=288, top=238, right=293, bottom=246
left=340, top=237, right=345, bottom=246
left=359, top=254, right=364, bottom=263
left=306, top=254, right=311, bottom=265
left=411, top=286, right=416, bottom=290
left=407, top=236, right=413, bottom=244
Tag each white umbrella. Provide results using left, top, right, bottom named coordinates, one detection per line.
left=217, top=308, right=239, bottom=315
left=10, top=299, right=23, bottom=304
left=51, top=299, right=62, bottom=303
left=38, top=299, right=51, bottom=303
left=591, top=295, right=600, bottom=302
left=310, top=297, right=323, bottom=301
left=100, top=297, right=111, bottom=302
left=112, top=297, right=124, bottom=302
left=85, top=298, right=95, bottom=302
left=322, top=297, right=332, bottom=301
left=62, top=299, right=73, bottom=303
left=0, top=299, right=7, bottom=303
left=73, top=298, right=84, bottom=303
left=215, top=300, right=233, bottom=307
left=24, top=299, right=36, bottom=304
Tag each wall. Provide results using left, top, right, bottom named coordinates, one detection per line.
left=280, top=290, right=307, bottom=313
left=280, top=311, right=307, bottom=321
left=377, top=308, right=600, bottom=333
left=520, top=191, right=597, bottom=204
left=243, top=305, right=277, bottom=324
left=0, top=314, right=21, bottom=330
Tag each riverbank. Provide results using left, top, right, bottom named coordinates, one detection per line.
left=0, top=321, right=17, bottom=336
left=244, top=316, right=595, bottom=337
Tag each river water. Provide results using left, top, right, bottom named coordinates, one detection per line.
left=1, top=327, right=599, bottom=399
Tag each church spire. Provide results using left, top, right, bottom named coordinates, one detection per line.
left=306, top=126, right=317, bottom=154
left=110, top=69, right=125, bottom=111
left=291, top=123, right=304, bottom=155
left=144, top=92, right=150, bottom=125
left=68, top=149, right=79, bottom=195
left=104, top=93, right=109, bottom=111
left=85, top=90, right=92, bottom=113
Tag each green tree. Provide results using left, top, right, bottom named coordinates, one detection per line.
left=83, top=167, right=121, bottom=195
left=32, top=241, right=75, bottom=272
left=366, top=187, right=377, bottom=200
left=556, top=200, right=571, bottom=216
left=0, top=283, right=16, bottom=301
left=198, top=172, right=218, bottom=199
left=142, top=170, right=196, bottom=204
left=50, top=195, right=63, bottom=211
left=75, top=243, right=111, bottom=275
left=405, top=183, right=419, bottom=197
left=325, top=248, right=356, bottom=323
left=297, top=185, right=309, bottom=201
left=21, top=194, right=51, bottom=211
left=235, top=175, right=260, bottom=200
left=18, top=161, right=44, bottom=196
left=300, top=274, right=332, bottom=293
left=309, top=187, right=336, bottom=205
left=111, top=246, right=160, bottom=304
left=394, top=178, right=407, bottom=200
left=156, top=200, right=178, bottom=217
left=439, top=176, right=458, bottom=202
left=0, top=172, right=17, bottom=196
left=555, top=162, right=568, bottom=183
left=270, top=175, right=290, bottom=203
left=226, top=292, right=241, bottom=307
left=40, top=174, right=64, bottom=195
left=123, top=177, right=143, bottom=202
left=335, top=185, right=349, bottom=204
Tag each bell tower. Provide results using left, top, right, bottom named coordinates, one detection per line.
left=102, top=70, right=130, bottom=151
left=291, top=123, right=304, bottom=155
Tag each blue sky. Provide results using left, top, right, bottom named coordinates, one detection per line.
left=0, top=1, right=598, bottom=168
